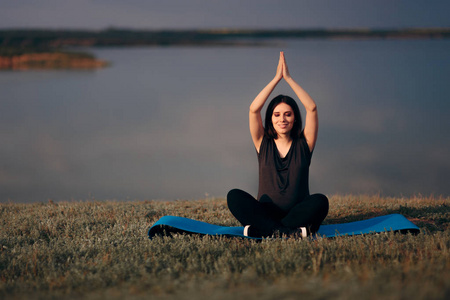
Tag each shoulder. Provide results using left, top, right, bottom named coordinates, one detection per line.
left=297, top=132, right=313, bottom=158
left=260, top=135, right=270, bottom=148
left=258, top=135, right=273, bottom=155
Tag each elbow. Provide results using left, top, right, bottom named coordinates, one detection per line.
left=249, top=105, right=260, bottom=114
left=308, top=104, right=317, bottom=113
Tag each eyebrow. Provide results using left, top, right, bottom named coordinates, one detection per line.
left=273, top=111, right=292, bottom=114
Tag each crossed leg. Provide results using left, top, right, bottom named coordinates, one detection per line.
left=227, top=188, right=329, bottom=237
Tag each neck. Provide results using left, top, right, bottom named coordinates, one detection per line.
left=276, top=133, right=292, bottom=143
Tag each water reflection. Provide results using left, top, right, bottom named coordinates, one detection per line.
left=1, top=40, right=449, bottom=202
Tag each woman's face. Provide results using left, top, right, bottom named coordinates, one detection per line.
left=271, top=102, right=295, bottom=137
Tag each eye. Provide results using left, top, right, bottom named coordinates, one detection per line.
left=273, top=113, right=280, bottom=117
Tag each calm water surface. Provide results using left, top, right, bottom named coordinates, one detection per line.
left=1, top=40, right=449, bottom=202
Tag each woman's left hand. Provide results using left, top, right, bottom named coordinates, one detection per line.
left=281, top=52, right=292, bottom=80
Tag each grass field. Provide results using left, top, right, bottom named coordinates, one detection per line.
left=1, top=195, right=449, bottom=300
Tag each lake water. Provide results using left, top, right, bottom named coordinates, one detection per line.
left=1, top=39, right=449, bottom=202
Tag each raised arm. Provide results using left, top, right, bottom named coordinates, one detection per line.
left=282, top=53, right=318, bottom=152
left=249, top=53, right=283, bottom=152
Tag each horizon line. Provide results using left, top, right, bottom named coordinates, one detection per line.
left=1, top=26, right=450, bottom=32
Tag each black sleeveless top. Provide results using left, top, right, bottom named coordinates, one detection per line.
left=257, top=133, right=312, bottom=211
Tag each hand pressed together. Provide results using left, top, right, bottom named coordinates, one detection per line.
left=274, top=51, right=292, bottom=82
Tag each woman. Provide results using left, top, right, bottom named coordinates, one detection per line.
left=227, top=52, right=329, bottom=238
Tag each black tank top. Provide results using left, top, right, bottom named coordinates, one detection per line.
left=257, top=133, right=312, bottom=211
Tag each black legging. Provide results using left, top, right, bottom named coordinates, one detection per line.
left=227, top=189, right=329, bottom=237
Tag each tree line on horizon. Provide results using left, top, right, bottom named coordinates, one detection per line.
left=1, top=27, right=449, bottom=50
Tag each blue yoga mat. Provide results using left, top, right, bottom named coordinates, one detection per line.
left=148, top=214, right=419, bottom=239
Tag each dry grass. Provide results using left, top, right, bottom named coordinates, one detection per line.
left=1, top=195, right=449, bottom=300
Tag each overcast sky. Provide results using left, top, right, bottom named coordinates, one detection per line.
left=1, top=0, right=449, bottom=30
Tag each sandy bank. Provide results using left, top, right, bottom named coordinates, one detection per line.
left=0, top=52, right=108, bottom=70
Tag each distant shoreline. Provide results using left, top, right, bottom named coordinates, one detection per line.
left=1, top=28, right=448, bottom=70
left=0, top=50, right=108, bottom=70
left=1, top=28, right=449, bottom=48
